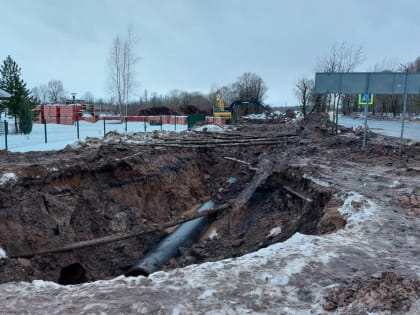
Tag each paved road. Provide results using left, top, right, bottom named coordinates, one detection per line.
left=338, top=115, right=420, bottom=141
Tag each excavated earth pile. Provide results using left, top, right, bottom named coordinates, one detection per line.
left=0, top=118, right=419, bottom=314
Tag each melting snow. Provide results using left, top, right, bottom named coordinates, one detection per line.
left=303, top=173, right=331, bottom=187
left=338, top=192, right=376, bottom=228
left=0, top=172, right=17, bottom=186
left=267, top=226, right=282, bottom=237
left=208, top=229, right=218, bottom=240
left=0, top=248, right=6, bottom=259
left=192, top=124, right=225, bottom=132
left=389, top=180, right=401, bottom=188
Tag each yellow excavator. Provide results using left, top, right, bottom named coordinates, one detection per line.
left=213, top=93, right=232, bottom=120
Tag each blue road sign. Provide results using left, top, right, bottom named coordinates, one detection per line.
left=358, top=93, right=374, bottom=105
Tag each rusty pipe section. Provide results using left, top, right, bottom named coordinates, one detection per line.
left=126, top=200, right=216, bottom=277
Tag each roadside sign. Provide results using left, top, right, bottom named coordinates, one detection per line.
left=358, top=93, right=374, bottom=105
left=315, top=72, right=420, bottom=148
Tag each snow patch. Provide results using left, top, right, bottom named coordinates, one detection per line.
left=245, top=113, right=267, bottom=120
left=303, top=173, right=330, bottom=187
left=389, top=180, right=401, bottom=188
left=31, top=280, right=62, bottom=290
left=0, top=247, right=7, bottom=259
left=192, top=124, right=225, bottom=132
left=267, top=227, right=282, bottom=238
left=198, top=289, right=217, bottom=300
left=243, top=110, right=303, bottom=121
left=0, top=172, right=17, bottom=186
left=208, top=229, right=218, bottom=240
left=338, top=192, right=377, bottom=229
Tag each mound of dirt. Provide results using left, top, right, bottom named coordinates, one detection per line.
left=137, top=106, right=177, bottom=115
left=136, top=105, right=209, bottom=116
left=323, top=272, right=420, bottom=313
left=179, top=105, right=209, bottom=115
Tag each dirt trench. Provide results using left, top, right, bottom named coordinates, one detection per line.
left=0, top=131, right=343, bottom=285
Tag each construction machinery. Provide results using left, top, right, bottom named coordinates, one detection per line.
left=213, top=94, right=267, bottom=123
left=212, top=94, right=232, bottom=120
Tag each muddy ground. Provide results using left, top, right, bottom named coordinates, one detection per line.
left=0, top=116, right=419, bottom=313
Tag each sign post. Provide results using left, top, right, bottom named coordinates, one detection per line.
left=399, top=73, right=409, bottom=152
left=358, top=92, right=373, bottom=147
left=315, top=72, right=420, bottom=148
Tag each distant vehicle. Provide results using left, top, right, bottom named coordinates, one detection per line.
left=213, top=94, right=267, bottom=123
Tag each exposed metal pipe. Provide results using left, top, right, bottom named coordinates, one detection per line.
left=126, top=200, right=216, bottom=277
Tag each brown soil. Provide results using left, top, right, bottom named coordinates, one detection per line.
left=0, top=117, right=419, bottom=314
left=323, top=271, right=420, bottom=313
left=135, top=105, right=208, bottom=116
left=137, top=106, right=178, bottom=115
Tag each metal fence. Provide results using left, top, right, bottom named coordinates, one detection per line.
left=0, top=116, right=189, bottom=152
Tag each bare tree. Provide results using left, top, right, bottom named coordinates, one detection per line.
left=31, top=84, right=49, bottom=103
left=317, top=41, right=365, bottom=133
left=39, top=84, right=49, bottom=103
left=216, top=84, right=238, bottom=106
left=317, top=41, right=365, bottom=74
left=371, top=60, right=399, bottom=116
left=142, top=89, right=148, bottom=107
left=235, top=72, right=268, bottom=102
left=83, top=91, right=94, bottom=103
left=107, top=35, right=123, bottom=113
left=295, top=77, right=314, bottom=117
left=106, top=25, right=140, bottom=116
left=47, top=80, right=66, bottom=103
left=31, top=87, right=41, bottom=103
left=404, top=56, right=420, bottom=72
left=402, top=56, right=420, bottom=115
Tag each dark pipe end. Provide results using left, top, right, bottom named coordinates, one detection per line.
left=125, top=267, right=150, bottom=277
left=58, top=262, right=87, bottom=285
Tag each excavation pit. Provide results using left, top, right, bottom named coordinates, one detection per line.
left=0, top=135, right=344, bottom=285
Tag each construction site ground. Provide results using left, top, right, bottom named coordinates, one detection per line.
left=0, top=115, right=419, bottom=314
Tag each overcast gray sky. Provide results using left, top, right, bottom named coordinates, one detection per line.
left=1, top=0, right=419, bottom=106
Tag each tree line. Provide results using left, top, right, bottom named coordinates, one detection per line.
left=106, top=26, right=268, bottom=115
left=130, top=72, right=268, bottom=115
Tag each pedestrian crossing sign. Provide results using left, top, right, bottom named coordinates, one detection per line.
left=358, top=93, right=374, bottom=105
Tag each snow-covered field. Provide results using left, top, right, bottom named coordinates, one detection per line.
left=0, top=119, right=187, bottom=152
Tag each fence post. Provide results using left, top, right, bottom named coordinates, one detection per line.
left=144, top=118, right=147, bottom=133
left=103, top=118, right=106, bottom=136
left=44, top=120, right=47, bottom=143
left=4, top=120, right=8, bottom=151
left=174, top=115, right=177, bottom=131
left=76, top=115, right=80, bottom=139
left=125, top=117, right=128, bottom=133
left=160, top=116, right=163, bottom=131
